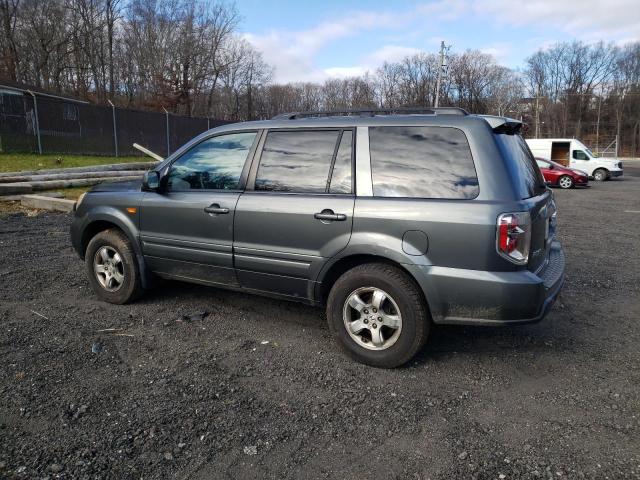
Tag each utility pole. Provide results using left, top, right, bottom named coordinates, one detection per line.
left=595, top=95, right=602, bottom=154
left=434, top=41, right=449, bottom=108
left=534, top=91, right=540, bottom=139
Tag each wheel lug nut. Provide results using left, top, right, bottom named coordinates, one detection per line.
left=372, top=308, right=377, bottom=313
left=363, top=309, right=368, bottom=314
left=372, top=324, right=377, bottom=329
left=364, top=319, right=369, bottom=324
left=377, top=317, right=382, bottom=321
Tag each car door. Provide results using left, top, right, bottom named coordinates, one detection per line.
left=139, top=130, right=260, bottom=286
left=571, top=148, right=591, bottom=174
left=233, top=128, right=355, bottom=300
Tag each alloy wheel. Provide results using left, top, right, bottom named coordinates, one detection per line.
left=343, top=287, right=402, bottom=350
left=93, top=246, right=125, bottom=292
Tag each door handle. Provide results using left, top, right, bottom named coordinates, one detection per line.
left=204, top=204, right=230, bottom=215
left=314, top=210, right=347, bottom=221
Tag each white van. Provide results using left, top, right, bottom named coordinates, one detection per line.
left=526, top=138, right=623, bottom=181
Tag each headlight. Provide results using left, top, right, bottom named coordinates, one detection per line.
left=76, top=192, right=87, bottom=207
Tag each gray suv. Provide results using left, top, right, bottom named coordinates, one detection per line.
left=70, top=108, right=565, bottom=368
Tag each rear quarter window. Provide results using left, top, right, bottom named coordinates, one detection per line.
left=369, top=126, right=479, bottom=199
left=494, top=133, right=546, bottom=199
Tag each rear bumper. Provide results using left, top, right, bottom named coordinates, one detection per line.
left=407, top=241, right=565, bottom=326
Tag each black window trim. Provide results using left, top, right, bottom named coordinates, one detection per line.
left=161, top=129, right=262, bottom=193
left=245, top=127, right=356, bottom=196
left=368, top=125, right=480, bottom=201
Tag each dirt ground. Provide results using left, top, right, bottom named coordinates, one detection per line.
left=1, top=165, right=639, bottom=480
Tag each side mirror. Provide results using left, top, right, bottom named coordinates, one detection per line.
left=548, top=164, right=554, bottom=170
left=142, top=170, right=160, bottom=191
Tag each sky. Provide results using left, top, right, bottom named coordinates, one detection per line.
left=237, top=0, right=640, bottom=84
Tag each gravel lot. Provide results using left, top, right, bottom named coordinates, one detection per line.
left=1, top=165, right=639, bottom=480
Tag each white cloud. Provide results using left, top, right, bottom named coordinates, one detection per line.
left=244, top=0, right=640, bottom=84
left=243, top=10, right=402, bottom=83
left=473, top=0, right=640, bottom=42
left=243, top=1, right=461, bottom=83
left=479, top=44, right=512, bottom=64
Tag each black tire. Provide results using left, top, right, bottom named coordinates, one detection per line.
left=558, top=175, right=574, bottom=189
left=85, top=229, right=143, bottom=304
left=593, top=168, right=608, bottom=181
left=326, top=263, right=430, bottom=368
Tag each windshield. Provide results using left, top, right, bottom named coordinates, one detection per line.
left=494, top=133, right=547, bottom=199
left=584, top=147, right=598, bottom=158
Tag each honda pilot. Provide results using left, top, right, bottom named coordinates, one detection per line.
left=70, top=108, right=565, bottom=368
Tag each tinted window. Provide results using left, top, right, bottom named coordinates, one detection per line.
left=369, top=126, right=478, bottom=199
left=329, top=131, right=353, bottom=194
left=494, top=133, right=546, bottom=199
left=255, top=130, right=339, bottom=193
left=166, top=132, right=256, bottom=191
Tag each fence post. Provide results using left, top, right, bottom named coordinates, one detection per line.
left=108, top=100, right=118, bottom=157
left=27, top=90, right=43, bottom=154
left=163, top=107, right=170, bottom=156
left=207, top=117, right=210, bottom=130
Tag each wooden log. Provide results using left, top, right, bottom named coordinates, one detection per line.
left=0, top=161, right=156, bottom=178
left=28, top=175, right=142, bottom=191
left=0, top=175, right=141, bottom=195
left=0, top=170, right=148, bottom=183
left=0, top=183, right=32, bottom=195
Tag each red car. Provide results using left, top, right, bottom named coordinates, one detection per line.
left=535, top=157, right=589, bottom=189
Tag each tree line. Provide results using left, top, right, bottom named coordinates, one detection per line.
left=1, top=0, right=640, bottom=154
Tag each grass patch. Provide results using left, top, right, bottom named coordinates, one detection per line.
left=0, top=153, right=144, bottom=173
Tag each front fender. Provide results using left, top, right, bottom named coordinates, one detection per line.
left=72, top=205, right=153, bottom=289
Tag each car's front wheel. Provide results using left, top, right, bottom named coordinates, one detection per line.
left=558, top=175, right=574, bottom=189
left=85, top=229, right=143, bottom=304
left=593, top=168, right=608, bottom=181
left=326, top=263, right=430, bottom=368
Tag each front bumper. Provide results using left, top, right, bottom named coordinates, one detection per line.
left=575, top=176, right=589, bottom=185
left=407, top=241, right=565, bottom=326
left=609, top=170, right=623, bottom=178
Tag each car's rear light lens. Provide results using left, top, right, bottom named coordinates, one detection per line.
left=496, top=212, right=531, bottom=265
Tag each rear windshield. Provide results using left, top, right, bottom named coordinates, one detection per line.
left=494, top=133, right=546, bottom=199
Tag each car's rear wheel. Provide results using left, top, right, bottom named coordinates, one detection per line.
left=593, top=168, right=608, bottom=181
left=326, top=263, right=430, bottom=368
left=558, top=175, right=574, bottom=189
left=85, top=229, right=143, bottom=304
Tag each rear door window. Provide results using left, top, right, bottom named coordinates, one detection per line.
left=494, top=133, right=546, bottom=199
left=255, top=130, right=339, bottom=192
left=255, top=130, right=354, bottom=193
left=369, top=126, right=478, bottom=199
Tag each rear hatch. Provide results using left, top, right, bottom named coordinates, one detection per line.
left=493, top=126, right=553, bottom=273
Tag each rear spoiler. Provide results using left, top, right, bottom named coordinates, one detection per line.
left=479, top=115, right=523, bottom=134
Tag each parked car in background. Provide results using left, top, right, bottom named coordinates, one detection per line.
left=526, top=138, right=623, bottom=181
left=535, top=157, right=589, bottom=189
left=71, top=108, right=565, bottom=368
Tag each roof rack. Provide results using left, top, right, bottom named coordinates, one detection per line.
left=272, top=107, right=469, bottom=120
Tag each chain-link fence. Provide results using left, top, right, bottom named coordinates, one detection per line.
left=0, top=90, right=230, bottom=157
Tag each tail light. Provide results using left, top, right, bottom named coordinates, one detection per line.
left=496, top=212, right=531, bottom=265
